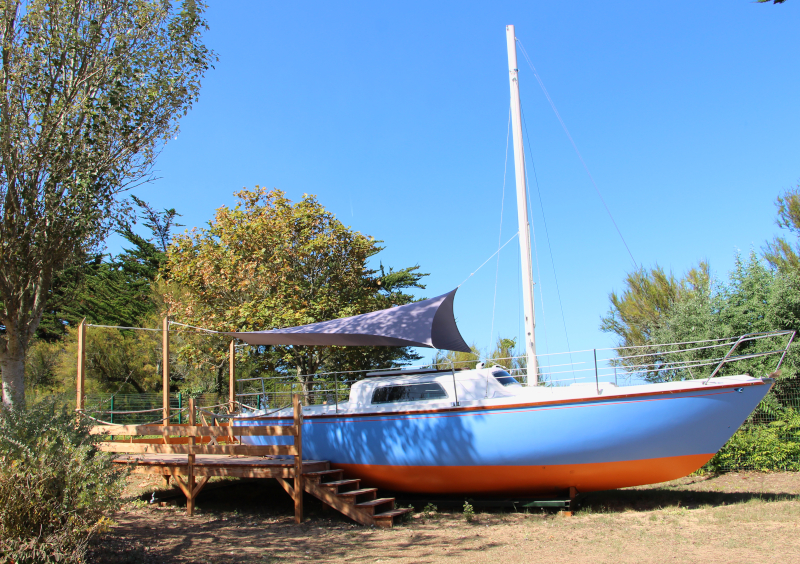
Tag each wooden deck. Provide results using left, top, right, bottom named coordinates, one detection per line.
left=114, top=454, right=329, bottom=479
left=85, top=395, right=412, bottom=527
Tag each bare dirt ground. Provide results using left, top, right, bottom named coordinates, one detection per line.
left=89, top=472, right=800, bottom=564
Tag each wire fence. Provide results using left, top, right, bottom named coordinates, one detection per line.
left=82, top=393, right=227, bottom=425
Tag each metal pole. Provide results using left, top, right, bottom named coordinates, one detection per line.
left=110, top=396, right=114, bottom=425
left=334, top=373, right=339, bottom=414
left=450, top=360, right=460, bottom=406
left=506, top=25, right=538, bottom=384
left=594, top=349, right=600, bottom=394
left=178, top=392, right=182, bottom=425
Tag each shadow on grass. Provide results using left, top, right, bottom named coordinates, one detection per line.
left=577, top=485, right=800, bottom=514
left=97, top=479, right=502, bottom=564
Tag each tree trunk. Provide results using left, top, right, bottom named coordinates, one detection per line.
left=1, top=329, right=27, bottom=408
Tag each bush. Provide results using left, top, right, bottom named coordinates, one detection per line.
left=0, top=398, right=127, bottom=563
left=706, top=410, right=800, bottom=472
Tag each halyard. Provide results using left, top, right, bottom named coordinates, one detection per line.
left=90, top=471, right=800, bottom=563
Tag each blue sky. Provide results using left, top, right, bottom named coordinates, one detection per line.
left=111, top=0, right=800, bottom=364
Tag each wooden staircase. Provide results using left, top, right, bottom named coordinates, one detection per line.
left=303, top=468, right=412, bottom=528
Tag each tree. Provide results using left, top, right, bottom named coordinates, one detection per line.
left=0, top=0, right=213, bottom=407
left=600, top=262, right=709, bottom=349
left=764, top=184, right=800, bottom=273
left=166, top=187, right=427, bottom=399
left=605, top=252, right=800, bottom=384
left=35, top=197, right=182, bottom=340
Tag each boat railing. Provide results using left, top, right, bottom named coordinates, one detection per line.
left=232, top=331, right=797, bottom=409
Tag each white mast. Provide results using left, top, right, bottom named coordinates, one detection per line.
left=506, top=25, right=538, bottom=384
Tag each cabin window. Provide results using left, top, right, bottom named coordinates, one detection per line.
left=493, top=369, right=519, bottom=387
left=371, top=382, right=448, bottom=404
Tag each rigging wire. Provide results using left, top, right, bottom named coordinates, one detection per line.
left=520, top=126, right=550, bottom=358
left=515, top=37, right=638, bottom=269
left=489, top=105, right=512, bottom=351
left=459, top=232, right=519, bottom=288
left=521, top=107, right=576, bottom=380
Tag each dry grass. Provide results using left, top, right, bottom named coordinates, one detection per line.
left=89, top=472, right=800, bottom=563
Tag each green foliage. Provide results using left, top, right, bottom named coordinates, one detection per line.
left=764, top=184, right=800, bottom=273
left=0, top=0, right=214, bottom=408
left=462, top=501, right=475, bottom=523
left=166, top=187, right=426, bottom=395
left=706, top=410, right=800, bottom=472
left=432, top=345, right=481, bottom=370
left=37, top=198, right=183, bottom=342
left=0, top=398, right=127, bottom=562
left=600, top=262, right=709, bottom=349
left=422, top=503, right=438, bottom=519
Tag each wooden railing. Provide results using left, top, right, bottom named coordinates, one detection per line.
left=88, top=395, right=305, bottom=520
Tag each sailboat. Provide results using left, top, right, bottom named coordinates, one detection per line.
left=232, top=26, right=792, bottom=497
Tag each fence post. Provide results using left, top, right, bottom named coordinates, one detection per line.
left=229, top=340, right=236, bottom=413
left=76, top=318, right=86, bottom=411
left=162, top=317, right=170, bottom=425
left=292, top=393, right=303, bottom=524
left=178, top=392, right=183, bottom=425
left=187, top=397, right=196, bottom=516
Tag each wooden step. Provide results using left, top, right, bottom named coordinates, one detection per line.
left=319, top=479, right=360, bottom=493
left=355, top=497, right=395, bottom=516
left=336, top=488, right=377, bottom=503
left=303, top=469, right=343, bottom=483
left=373, top=507, right=414, bottom=528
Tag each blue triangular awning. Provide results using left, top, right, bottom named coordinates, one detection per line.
left=227, top=288, right=470, bottom=353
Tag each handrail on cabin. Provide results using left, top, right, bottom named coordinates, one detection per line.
left=703, top=330, right=796, bottom=385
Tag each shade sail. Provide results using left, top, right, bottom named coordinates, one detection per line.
left=227, top=288, right=470, bottom=352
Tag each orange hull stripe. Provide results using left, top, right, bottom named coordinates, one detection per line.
left=333, top=454, right=713, bottom=496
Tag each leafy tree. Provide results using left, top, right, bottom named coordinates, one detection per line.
left=764, top=184, right=800, bottom=273
left=432, top=345, right=481, bottom=371
left=0, top=0, right=214, bottom=408
left=600, top=262, right=709, bottom=349
left=36, top=198, right=182, bottom=340
left=610, top=252, right=800, bottom=384
left=166, top=187, right=426, bottom=399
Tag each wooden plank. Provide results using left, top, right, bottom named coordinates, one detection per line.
left=90, top=425, right=297, bottom=437
left=172, top=474, right=192, bottom=499
left=97, top=443, right=297, bottom=456
left=192, top=476, right=209, bottom=499
left=162, top=317, right=170, bottom=425
left=229, top=340, right=236, bottom=412
left=275, top=476, right=294, bottom=497
left=94, top=424, right=294, bottom=437
left=187, top=397, right=196, bottom=516
left=76, top=319, right=86, bottom=411
left=293, top=393, right=303, bottom=524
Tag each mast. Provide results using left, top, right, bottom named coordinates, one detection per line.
left=506, top=25, right=538, bottom=384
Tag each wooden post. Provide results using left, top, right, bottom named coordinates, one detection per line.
left=187, top=397, right=196, bottom=516
left=162, top=317, right=170, bottom=425
left=229, top=340, right=236, bottom=412
left=76, top=319, right=86, bottom=411
left=293, top=393, right=303, bottom=524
